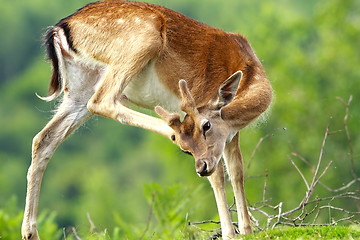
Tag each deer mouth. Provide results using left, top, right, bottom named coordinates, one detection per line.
left=196, top=159, right=215, bottom=177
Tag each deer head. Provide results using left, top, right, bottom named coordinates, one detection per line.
left=155, top=71, right=243, bottom=177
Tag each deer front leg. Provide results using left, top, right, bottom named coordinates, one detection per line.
left=87, top=66, right=174, bottom=139
left=207, top=161, right=235, bottom=239
left=22, top=100, right=91, bottom=240
left=223, top=133, right=252, bottom=235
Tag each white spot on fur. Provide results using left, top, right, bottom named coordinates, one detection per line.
left=254, top=74, right=261, bottom=81
left=117, top=18, right=125, bottom=24
left=134, top=17, right=141, bottom=24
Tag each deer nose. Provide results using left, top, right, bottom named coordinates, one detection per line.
left=196, top=159, right=209, bottom=177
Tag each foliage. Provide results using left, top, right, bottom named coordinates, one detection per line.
left=0, top=197, right=61, bottom=240
left=109, top=183, right=202, bottom=239
left=142, top=183, right=196, bottom=239
left=0, top=0, right=359, bottom=239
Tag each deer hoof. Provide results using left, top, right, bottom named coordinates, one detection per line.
left=22, top=227, right=39, bottom=240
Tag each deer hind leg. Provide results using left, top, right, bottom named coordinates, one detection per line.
left=21, top=97, right=92, bottom=240
left=84, top=15, right=174, bottom=139
left=207, top=160, right=235, bottom=239
left=223, top=133, right=252, bottom=235
left=87, top=58, right=174, bottom=139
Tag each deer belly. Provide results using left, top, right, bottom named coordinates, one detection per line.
left=123, top=62, right=180, bottom=113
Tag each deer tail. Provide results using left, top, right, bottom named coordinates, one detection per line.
left=39, top=22, right=75, bottom=101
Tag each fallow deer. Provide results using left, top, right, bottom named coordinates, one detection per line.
left=22, top=0, right=272, bottom=239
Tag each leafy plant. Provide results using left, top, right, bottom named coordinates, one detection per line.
left=141, top=183, right=200, bottom=239
left=0, top=197, right=61, bottom=240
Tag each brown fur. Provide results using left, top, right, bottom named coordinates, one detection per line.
left=45, top=0, right=272, bottom=122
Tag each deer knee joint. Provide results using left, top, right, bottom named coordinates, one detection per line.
left=87, top=98, right=117, bottom=118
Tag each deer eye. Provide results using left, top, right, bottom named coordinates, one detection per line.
left=202, top=121, right=211, bottom=133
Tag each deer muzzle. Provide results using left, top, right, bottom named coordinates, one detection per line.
left=196, top=159, right=214, bottom=177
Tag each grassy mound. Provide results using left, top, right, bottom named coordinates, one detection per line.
left=241, top=226, right=360, bottom=240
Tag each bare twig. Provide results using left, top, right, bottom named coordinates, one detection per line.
left=319, top=205, right=360, bottom=215
left=191, top=220, right=221, bottom=225
left=289, top=156, right=309, bottom=190
left=262, top=169, right=269, bottom=202
left=336, top=96, right=356, bottom=178
left=272, top=202, right=283, bottom=229
left=292, top=151, right=359, bottom=195
left=139, top=192, right=156, bottom=240
left=86, top=212, right=97, bottom=233
left=319, top=178, right=360, bottom=193
left=71, top=227, right=82, bottom=240
left=248, top=210, right=263, bottom=231
left=303, top=127, right=330, bottom=204
left=63, top=228, right=67, bottom=240
left=312, top=160, right=333, bottom=191
left=246, top=134, right=271, bottom=171
left=291, top=152, right=312, bottom=167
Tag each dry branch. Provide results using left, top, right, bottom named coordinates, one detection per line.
left=247, top=96, right=359, bottom=230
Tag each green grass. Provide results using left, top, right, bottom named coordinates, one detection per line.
left=1, top=198, right=359, bottom=239
left=240, top=226, right=360, bottom=240
left=54, top=225, right=360, bottom=240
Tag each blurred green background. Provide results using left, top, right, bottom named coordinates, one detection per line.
left=0, top=0, right=359, bottom=238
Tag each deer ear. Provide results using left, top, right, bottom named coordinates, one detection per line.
left=217, top=70, right=242, bottom=107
